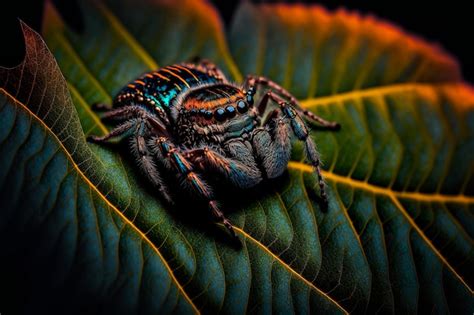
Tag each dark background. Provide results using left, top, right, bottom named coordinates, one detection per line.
left=0, top=0, right=469, bottom=82
left=0, top=0, right=471, bottom=83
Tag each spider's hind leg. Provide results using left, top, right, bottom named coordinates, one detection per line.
left=267, top=93, right=329, bottom=205
left=87, top=120, right=135, bottom=143
left=88, top=106, right=168, bottom=143
left=88, top=109, right=173, bottom=204
left=87, top=106, right=144, bottom=143
left=129, top=119, right=173, bottom=204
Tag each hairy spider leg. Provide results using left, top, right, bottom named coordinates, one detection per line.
left=87, top=119, right=135, bottom=143
left=267, top=92, right=329, bottom=205
left=244, top=75, right=340, bottom=130
left=99, top=105, right=145, bottom=122
left=252, top=107, right=293, bottom=179
left=184, top=145, right=262, bottom=189
left=87, top=106, right=173, bottom=203
left=98, top=106, right=170, bottom=136
left=153, top=137, right=237, bottom=238
left=88, top=105, right=169, bottom=139
left=255, top=90, right=271, bottom=116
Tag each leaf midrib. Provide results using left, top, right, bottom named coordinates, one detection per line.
left=288, top=161, right=474, bottom=204
left=236, top=226, right=349, bottom=314
left=299, top=82, right=463, bottom=106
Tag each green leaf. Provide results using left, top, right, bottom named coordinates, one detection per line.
left=1, top=1, right=473, bottom=314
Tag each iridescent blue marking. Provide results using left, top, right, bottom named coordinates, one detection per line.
left=172, top=152, right=191, bottom=173
left=160, top=142, right=171, bottom=154
left=190, top=175, right=207, bottom=196
left=144, top=93, right=165, bottom=111
left=283, top=106, right=296, bottom=118
left=157, top=89, right=179, bottom=109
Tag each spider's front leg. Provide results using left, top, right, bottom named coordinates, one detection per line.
left=151, top=137, right=238, bottom=238
left=244, top=75, right=340, bottom=130
left=184, top=143, right=263, bottom=189
left=265, top=92, right=330, bottom=205
left=251, top=108, right=292, bottom=179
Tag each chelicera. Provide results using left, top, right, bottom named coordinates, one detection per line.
left=89, top=60, right=340, bottom=238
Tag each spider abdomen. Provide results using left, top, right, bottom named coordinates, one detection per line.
left=113, top=64, right=223, bottom=113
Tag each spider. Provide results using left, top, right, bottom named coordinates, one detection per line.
left=88, top=60, right=340, bottom=238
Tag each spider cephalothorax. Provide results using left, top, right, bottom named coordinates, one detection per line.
left=89, top=60, right=340, bottom=238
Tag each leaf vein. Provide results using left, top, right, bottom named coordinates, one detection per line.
left=2, top=89, right=201, bottom=314
left=236, top=226, right=349, bottom=314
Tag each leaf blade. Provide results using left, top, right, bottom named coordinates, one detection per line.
left=1, top=0, right=473, bottom=313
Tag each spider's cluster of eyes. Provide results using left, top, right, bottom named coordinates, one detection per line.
left=188, top=100, right=250, bottom=121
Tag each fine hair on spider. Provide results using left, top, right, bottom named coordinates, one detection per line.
left=88, top=59, right=340, bottom=240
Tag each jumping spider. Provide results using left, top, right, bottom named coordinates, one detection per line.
left=89, top=60, right=340, bottom=238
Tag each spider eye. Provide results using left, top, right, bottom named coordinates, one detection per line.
left=246, top=95, right=254, bottom=106
left=198, top=109, right=213, bottom=119
left=246, top=87, right=255, bottom=105
left=215, top=108, right=226, bottom=121
left=225, top=105, right=236, bottom=117
left=204, top=110, right=213, bottom=119
left=237, top=100, right=248, bottom=113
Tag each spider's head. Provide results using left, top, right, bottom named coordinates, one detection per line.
left=173, top=83, right=257, bottom=145
left=180, top=84, right=254, bottom=125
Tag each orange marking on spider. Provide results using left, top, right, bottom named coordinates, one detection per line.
left=152, top=71, right=170, bottom=81
left=162, top=68, right=191, bottom=88
left=175, top=65, right=200, bottom=81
